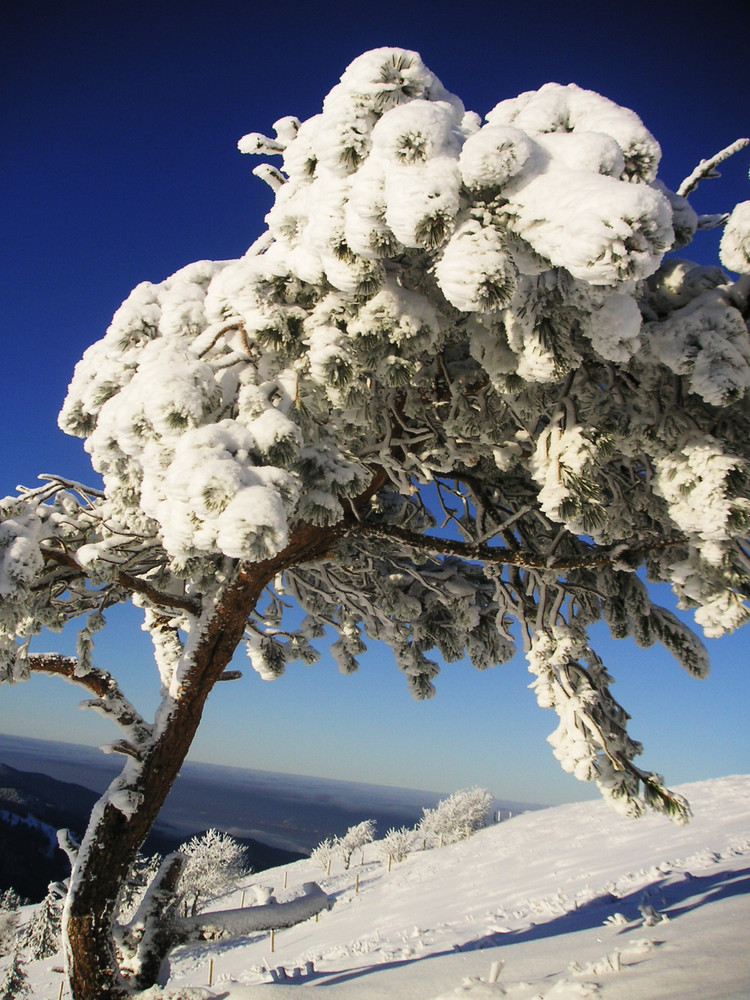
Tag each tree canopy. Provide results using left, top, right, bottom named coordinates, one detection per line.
left=1, top=45, right=749, bottom=997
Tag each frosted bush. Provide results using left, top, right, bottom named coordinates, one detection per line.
left=336, top=820, right=376, bottom=869
left=420, top=788, right=493, bottom=845
left=177, top=830, right=250, bottom=917
left=378, top=826, right=415, bottom=864
left=310, top=838, right=337, bottom=873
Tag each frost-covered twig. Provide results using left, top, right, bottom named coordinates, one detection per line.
left=677, top=137, right=749, bottom=198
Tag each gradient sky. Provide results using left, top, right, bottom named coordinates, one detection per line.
left=1, top=0, right=748, bottom=805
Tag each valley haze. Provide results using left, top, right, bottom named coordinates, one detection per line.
left=0, top=734, right=541, bottom=854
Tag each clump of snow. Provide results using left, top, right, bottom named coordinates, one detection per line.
left=578, top=291, right=641, bottom=362
left=435, top=221, right=518, bottom=312
left=485, top=82, right=662, bottom=181
left=644, top=288, right=750, bottom=405
left=504, top=169, right=672, bottom=285
left=653, top=436, right=747, bottom=546
left=529, top=426, right=598, bottom=523
left=720, top=200, right=750, bottom=272
left=459, top=125, right=535, bottom=191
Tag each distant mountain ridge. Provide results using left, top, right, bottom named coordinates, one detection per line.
left=0, top=733, right=543, bottom=901
left=0, top=760, right=305, bottom=901
left=0, top=734, right=543, bottom=854
left=0, top=761, right=103, bottom=901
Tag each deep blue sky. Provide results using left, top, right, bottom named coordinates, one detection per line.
left=1, top=0, right=748, bottom=804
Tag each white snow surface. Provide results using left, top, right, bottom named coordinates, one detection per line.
left=15, top=775, right=750, bottom=999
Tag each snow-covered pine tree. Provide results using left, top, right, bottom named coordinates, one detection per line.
left=0, top=891, right=22, bottom=958
left=21, top=887, right=61, bottom=960
left=0, top=917, right=18, bottom=962
left=0, top=949, right=29, bottom=1000
left=0, top=894, right=21, bottom=915
left=1, top=47, right=749, bottom=1000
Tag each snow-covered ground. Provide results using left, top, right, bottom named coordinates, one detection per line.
left=18, top=775, right=750, bottom=999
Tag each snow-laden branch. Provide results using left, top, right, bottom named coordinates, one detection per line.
left=677, top=137, right=750, bottom=198
left=172, top=881, right=331, bottom=943
left=345, top=521, right=687, bottom=572
left=117, top=853, right=186, bottom=990
left=27, top=653, right=151, bottom=744
left=57, top=829, right=80, bottom=869
left=39, top=545, right=201, bottom=615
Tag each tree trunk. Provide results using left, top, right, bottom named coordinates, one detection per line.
left=63, top=521, right=342, bottom=999
left=123, top=854, right=186, bottom=991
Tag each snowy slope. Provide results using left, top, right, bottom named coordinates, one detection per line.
left=18, top=775, right=750, bottom=999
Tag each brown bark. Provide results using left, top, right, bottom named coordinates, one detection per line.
left=63, top=519, right=343, bottom=999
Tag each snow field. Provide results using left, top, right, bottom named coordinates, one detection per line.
left=157, top=775, right=749, bottom=998
left=6, top=775, right=748, bottom=998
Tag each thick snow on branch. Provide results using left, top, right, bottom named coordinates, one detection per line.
left=173, top=882, right=331, bottom=943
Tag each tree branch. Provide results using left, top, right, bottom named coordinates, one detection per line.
left=118, top=853, right=186, bottom=990
left=27, top=654, right=151, bottom=742
left=677, top=137, right=749, bottom=198
left=116, top=570, right=200, bottom=615
left=344, top=521, right=687, bottom=572
left=39, top=545, right=201, bottom=615
left=172, top=882, right=331, bottom=944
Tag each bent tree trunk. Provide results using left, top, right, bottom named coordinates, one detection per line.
left=63, top=523, right=341, bottom=1000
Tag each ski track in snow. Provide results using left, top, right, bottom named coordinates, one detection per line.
left=10, top=775, right=750, bottom=999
